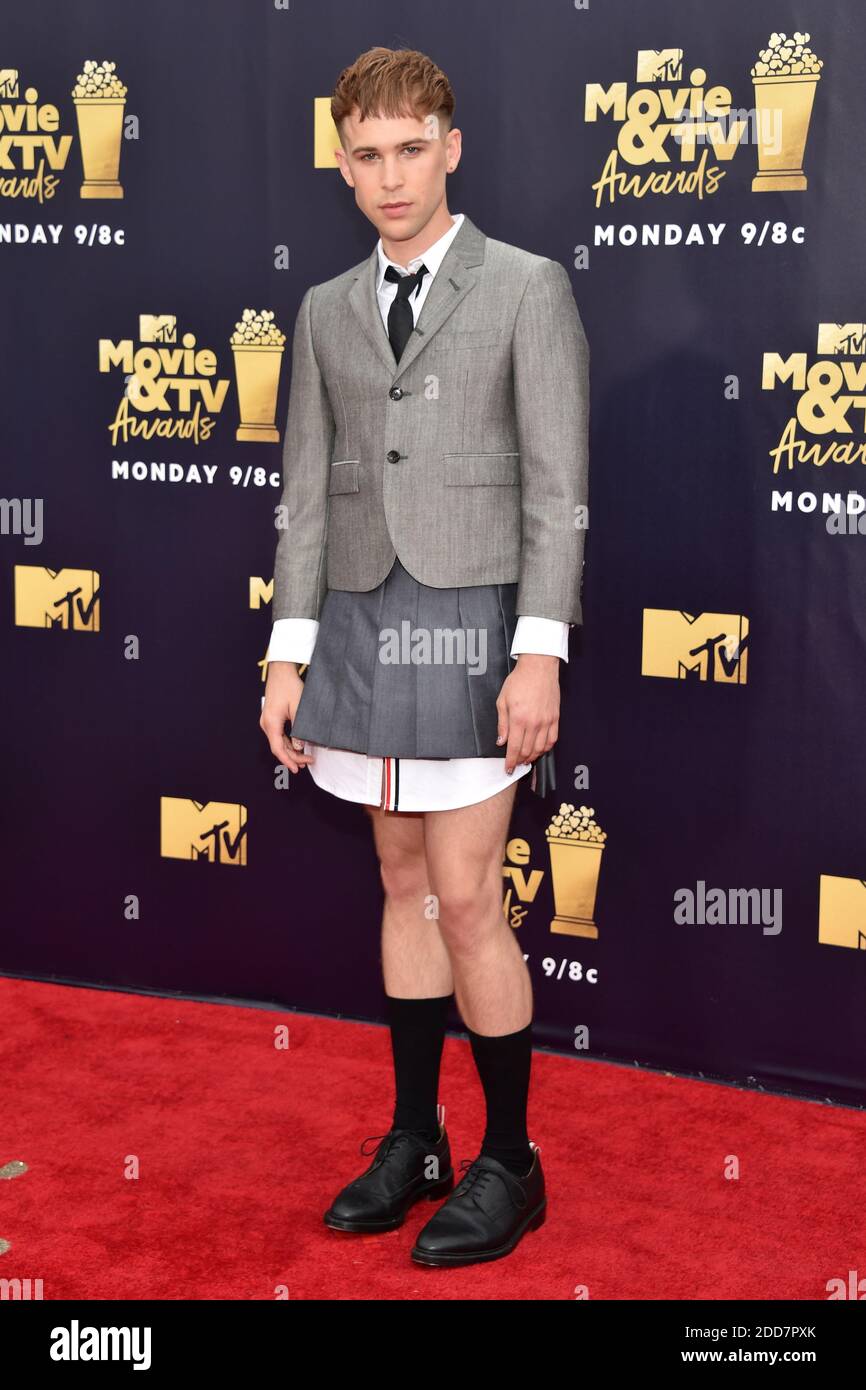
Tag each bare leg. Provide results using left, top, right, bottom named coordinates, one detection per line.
left=364, top=805, right=453, bottom=997
left=422, top=783, right=530, bottom=1035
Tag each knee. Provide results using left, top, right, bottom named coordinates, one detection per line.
left=378, top=844, right=429, bottom=906
left=435, top=872, right=502, bottom=952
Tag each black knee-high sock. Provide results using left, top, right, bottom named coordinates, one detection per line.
left=386, top=994, right=453, bottom=1141
left=466, top=1021, right=534, bottom=1176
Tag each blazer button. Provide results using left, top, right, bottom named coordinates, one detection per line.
left=386, top=449, right=401, bottom=464
left=389, top=386, right=403, bottom=400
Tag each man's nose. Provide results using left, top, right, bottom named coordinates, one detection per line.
left=380, top=159, right=405, bottom=189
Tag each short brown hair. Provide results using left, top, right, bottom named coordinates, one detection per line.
left=331, top=46, right=455, bottom=143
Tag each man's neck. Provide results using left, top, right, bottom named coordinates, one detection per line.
left=380, top=206, right=456, bottom=266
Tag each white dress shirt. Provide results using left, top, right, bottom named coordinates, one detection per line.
left=267, top=212, right=571, bottom=811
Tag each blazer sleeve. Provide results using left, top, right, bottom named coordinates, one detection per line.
left=511, top=258, right=590, bottom=625
left=271, top=285, right=336, bottom=622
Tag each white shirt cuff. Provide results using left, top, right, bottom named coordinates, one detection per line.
left=510, top=616, right=571, bottom=662
left=267, top=618, right=320, bottom=665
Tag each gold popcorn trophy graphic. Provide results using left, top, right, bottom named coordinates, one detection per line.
left=546, top=803, right=607, bottom=939
left=71, top=60, right=127, bottom=199
left=751, top=31, right=822, bottom=192
left=231, top=310, right=287, bottom=442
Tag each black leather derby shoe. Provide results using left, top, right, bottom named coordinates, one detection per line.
left=323, top=1123, right=454, bottom=1233
left=410, top=1146, right=546, bottom=1266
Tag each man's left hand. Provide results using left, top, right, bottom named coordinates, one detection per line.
left=496, top=654, right=561, bottom=774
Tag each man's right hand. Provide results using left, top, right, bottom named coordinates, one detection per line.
left=260, top=661, right=316, bottom=774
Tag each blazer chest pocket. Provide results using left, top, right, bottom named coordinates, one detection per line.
left=432, top=328, right=504, bottom=352
left=328, top=460, right=360, bottom=494
left=442, top=452, right=520, bottom=486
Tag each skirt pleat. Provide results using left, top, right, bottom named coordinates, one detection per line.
left=290, top=556, right=518, bottom=760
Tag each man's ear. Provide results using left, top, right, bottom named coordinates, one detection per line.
left=444, top=126, right=462, bottom=174
left=334, top=150, right=355, bottom=188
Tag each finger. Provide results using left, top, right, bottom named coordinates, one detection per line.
left=535, top=722, right=557, bottom=756
left=270, top=734, right=313, bottom=771
left=505, top=721, right=529, bottom=774
left=530, top=721, right=558, bottom=758
left=289, top=734, right=315, bottom=763
left=271, top=746, right=300, bottom=772
left=285, top=745, right=314, bottom=766
left=496, top=699, right=508, bottom=749
left=260, top=712, right=314, bottom=767
left=517, top=722, right=544, bottom=767
left=283, top=752, right=313, bottom=772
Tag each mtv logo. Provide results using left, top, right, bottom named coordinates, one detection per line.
left=642, top=609, right=749, bottom=683
left=636, top=49, right=683, bottom=83
left=0, top=70, right=19, bottom=98
left=313, top=97, right=342, bottom=168
left=160, top=797, right=248, bottom=866
left=248, top=577, right=273, bottom=609
left=14, top=566, right=100, bottom=631
left=817, top=323, right=866, bottom=357
left=139, top=314, right=177, bottom=344
left=818, top=875, right=866, bottom=949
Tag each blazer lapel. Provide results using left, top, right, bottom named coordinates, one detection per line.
left=347, top=214, right=487, bottom=382
left=347, top=243, right=396, bottom=373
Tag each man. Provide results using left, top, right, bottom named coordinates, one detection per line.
left=260, top=46, right=589, bottom=1267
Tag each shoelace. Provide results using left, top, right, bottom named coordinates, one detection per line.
left=453, top=1156, right=529, bottom=1212
left=358, top=1129, right=427, bottom=1163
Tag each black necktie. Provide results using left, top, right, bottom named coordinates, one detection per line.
left=384, top=262, right=428, bottom=362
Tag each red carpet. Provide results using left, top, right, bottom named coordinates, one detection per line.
left=1, top=975, right=862, bottom=1300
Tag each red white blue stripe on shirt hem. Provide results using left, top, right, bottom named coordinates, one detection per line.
left=379, top=756, right=400, bottom=810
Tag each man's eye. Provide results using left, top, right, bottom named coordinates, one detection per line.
left=358, top=146, right=421, bottom=162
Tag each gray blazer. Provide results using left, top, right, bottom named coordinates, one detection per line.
left=272, top=213, right=589, bottom=625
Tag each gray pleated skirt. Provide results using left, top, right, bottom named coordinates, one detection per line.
left=290, top=556, right=519, bottom=759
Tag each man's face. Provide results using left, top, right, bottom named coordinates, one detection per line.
left=334, top=108, right=461, bottom=244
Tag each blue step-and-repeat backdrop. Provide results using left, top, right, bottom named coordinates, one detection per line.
left=2, top=1, right=864, bottom=1104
